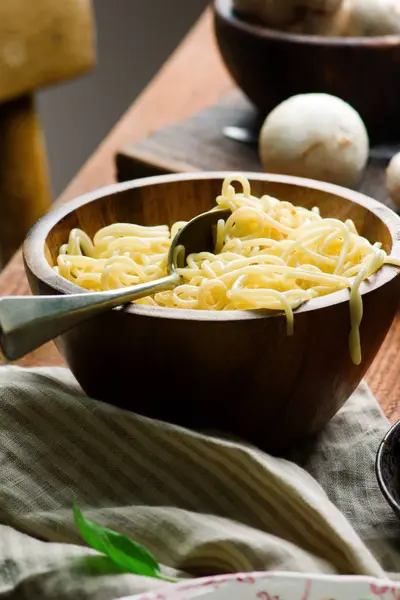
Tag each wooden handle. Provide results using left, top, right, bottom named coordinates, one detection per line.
left=0, top=94, right=51, bottom=267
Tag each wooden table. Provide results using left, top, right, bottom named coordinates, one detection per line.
left=1, top=9, right=399, bottom=421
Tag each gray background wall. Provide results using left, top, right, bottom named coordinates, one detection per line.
left=37, top=0, right=208, bottom=198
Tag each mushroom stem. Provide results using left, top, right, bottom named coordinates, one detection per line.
left=0, top=94, right=51, bottom=268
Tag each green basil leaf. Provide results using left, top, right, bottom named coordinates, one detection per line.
left=73, top=500, right=166, bottom=579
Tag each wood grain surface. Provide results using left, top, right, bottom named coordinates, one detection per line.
left=1, top=8, right=400, bottom=423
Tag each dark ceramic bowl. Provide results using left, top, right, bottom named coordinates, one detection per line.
left=213, top=0, right=400, bottom=142
left=376, top=420, right=400, bottom=519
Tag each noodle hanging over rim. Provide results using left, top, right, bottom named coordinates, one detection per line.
left=55, top=175, right=400, bottom=365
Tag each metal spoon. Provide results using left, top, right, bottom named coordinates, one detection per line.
left=0, top=208, right=231, bottom=361
left=223, top=125, right=259, bottom=147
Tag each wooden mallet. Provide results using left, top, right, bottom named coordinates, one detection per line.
left=0, top=0, right=95, bottom=267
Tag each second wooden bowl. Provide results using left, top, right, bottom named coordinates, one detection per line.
left=213, top=0, right=400, bottom=142
left=23, top=172, right=400, bottom=453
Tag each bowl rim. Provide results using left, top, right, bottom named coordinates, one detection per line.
left=376, top=419, right=400, bottom=514
left=214, top=0, right=400, bottom=47
left=23, top=171, right=400, bottom=323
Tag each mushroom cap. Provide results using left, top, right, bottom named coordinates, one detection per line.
left=0, top=0, right=95, bottom=103
left=232, top=0, right=343, bottom=29
left=259, top=93, right=369, bottom=188
left=342, top=0, right=400, bottom=37
left=386, top=153, right=400, bottom=207
left=287, top=0, right=352, bottom=34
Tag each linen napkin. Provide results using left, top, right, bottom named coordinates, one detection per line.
left=0, top=365, right=399, bottom=600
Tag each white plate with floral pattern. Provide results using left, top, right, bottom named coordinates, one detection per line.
left=117, top=572, right=400, bottom=600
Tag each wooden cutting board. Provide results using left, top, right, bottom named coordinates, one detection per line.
left=116, top=90, right=398, bottom=211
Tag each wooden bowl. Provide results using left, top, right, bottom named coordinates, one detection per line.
left=23, top=172, right=400, bottom=453
left=213, top=0, right=400, bottom=143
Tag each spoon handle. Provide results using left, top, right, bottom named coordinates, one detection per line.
left=0, top=274, right=179, bottom=361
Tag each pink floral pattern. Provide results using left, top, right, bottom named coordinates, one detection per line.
left=370, top=585, right=400, bottom=600
left=116, top=572, right=400, bottom=600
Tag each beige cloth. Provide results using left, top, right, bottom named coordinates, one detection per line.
left=0, top=366, right=399, bottom=600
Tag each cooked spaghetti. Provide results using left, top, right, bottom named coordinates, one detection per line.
left=55, top=175, right=400, bottom=365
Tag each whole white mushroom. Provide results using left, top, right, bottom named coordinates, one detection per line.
left=232, top=0, right=343, bottom=30
left=341, top=0, right=400, bottom=37
left=386, top=153, right=400, bottom=208
left=287, top=1, right=350, bottom=35
left=259, top=93, right=369, bottom=188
